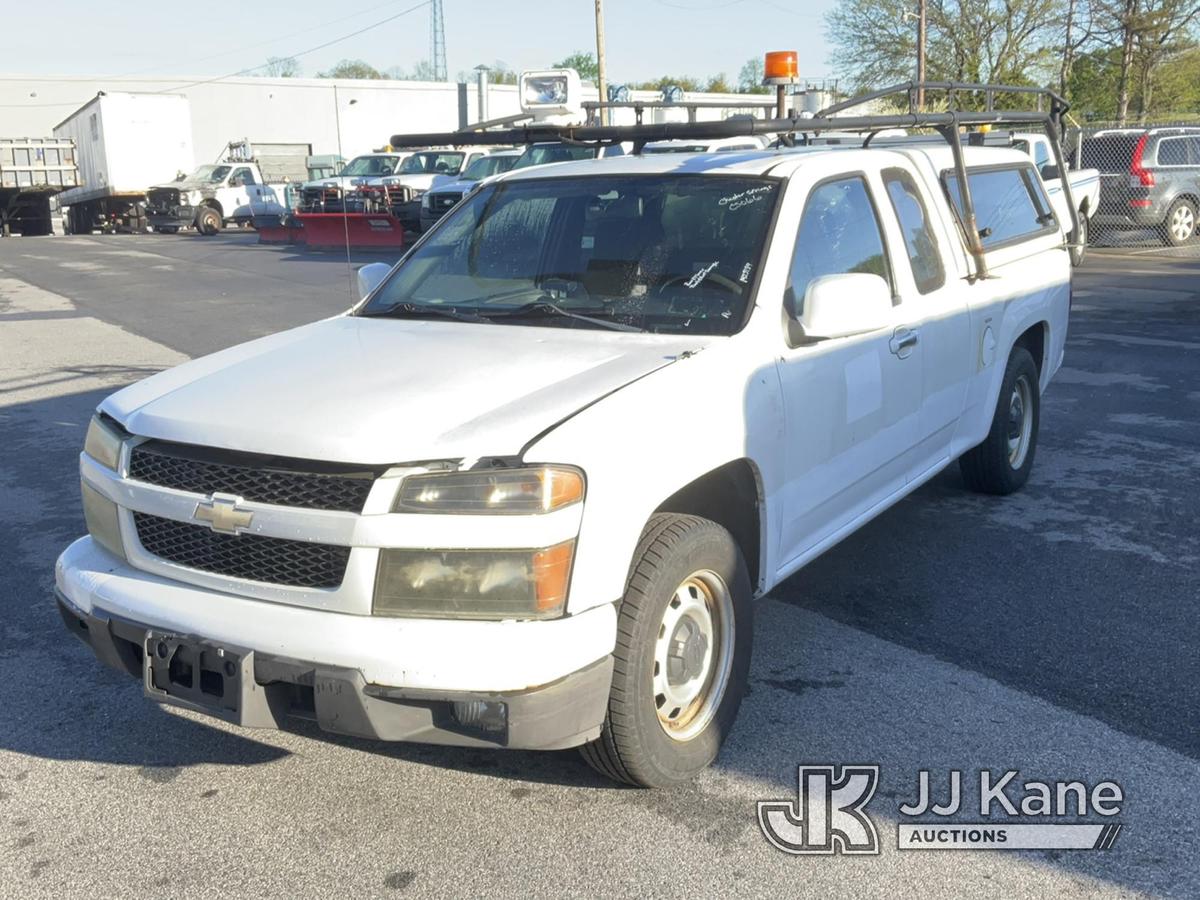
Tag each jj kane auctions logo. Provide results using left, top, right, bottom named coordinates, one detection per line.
left=758, top=766, right=1124, bottom=854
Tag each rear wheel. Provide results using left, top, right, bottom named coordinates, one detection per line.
left=959, top=347, right=1040, bottom=495
left=1069, top=209, right=1088, bottom=266
left=1162, top=197, right=1196, bottom=246
left=581, top=514, right=752, bottom=787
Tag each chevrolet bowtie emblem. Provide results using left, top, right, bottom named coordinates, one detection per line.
left=193, top=493, right=254, bottom=534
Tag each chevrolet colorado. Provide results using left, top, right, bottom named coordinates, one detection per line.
left=57, top=100, right=1073, bottom=787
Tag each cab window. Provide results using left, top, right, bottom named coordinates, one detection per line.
left=882, top=168, right=945, bottom=294
left=230, top=167, right=256, bottom=186
left=788, top=175, right=891, bottom=314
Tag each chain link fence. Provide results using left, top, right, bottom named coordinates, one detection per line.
left=1065, top=121, right=1200, bottom=255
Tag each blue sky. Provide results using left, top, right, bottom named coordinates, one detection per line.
left=0, top=0, right=838, bottom=82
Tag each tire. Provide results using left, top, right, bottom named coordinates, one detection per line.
left=1162, top=197, right=1196, bottom=247
left=197, top=207, right=222, bottom=236
left=580, top=514, right=753, bottom=788
left=1069, top=209, right=1088, bottom=266
left=959, top=346, right=1040, bottom=495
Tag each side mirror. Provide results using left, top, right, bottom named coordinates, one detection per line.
left=356, top=262, right=391, bottom=300
left=1040, top=164, right=1061, bottom=181
left=792, top=273, right=893, bottom=342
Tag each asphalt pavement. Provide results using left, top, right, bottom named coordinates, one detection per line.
left=1, top=232, right=1198, bottom=898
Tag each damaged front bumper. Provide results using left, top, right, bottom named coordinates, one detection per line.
left=57, top=588, right=612, bottom=750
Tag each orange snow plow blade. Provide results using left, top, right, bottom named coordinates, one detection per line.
left=292, top=212, right=407, bottom=250
left=252, top=214, right=303, bottom=245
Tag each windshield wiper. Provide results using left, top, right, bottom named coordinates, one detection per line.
left=485, top=300, right=640, bottom=332
left=361, top=302, right=489, bottom=324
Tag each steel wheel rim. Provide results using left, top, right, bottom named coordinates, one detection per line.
left=652, top=569, right=735, bottom=742
left=1171, top=205, right=1194, bottom=241
left=1007, top=374, right=1033, bottom=469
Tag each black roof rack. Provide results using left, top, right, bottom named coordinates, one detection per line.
left=388, top=82, right=1079, bottom=281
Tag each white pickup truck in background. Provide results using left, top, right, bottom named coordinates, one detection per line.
left=1011, top=131, right=1099, bottom=264
left=145, top=142, right=311, bottom=235
left=55, top=88, right=1074, bottom=789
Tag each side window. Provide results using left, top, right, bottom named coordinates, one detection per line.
left=231, top=167, right=256, bottom=186
left=943, top=166, right=1053, bottom=249
left=1190, top=138, right=1200, bottom=165
left=1157, top=138, right=1188, bottom=166
left=788, top=176, right=891, bottom=313
left=882, top=168, right=945, bottom=294
left=1032, top=140, right=1051, bottom=170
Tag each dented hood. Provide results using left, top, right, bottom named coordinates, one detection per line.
left=102, top=316, right=705, bottom=465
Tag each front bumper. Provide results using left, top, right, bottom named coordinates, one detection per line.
left=55, top=536, right=615, bottom=748
left=147, top=206, right=195, bottom=229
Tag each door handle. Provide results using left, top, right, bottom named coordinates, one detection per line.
left=889, top=326, right=920, bottom=358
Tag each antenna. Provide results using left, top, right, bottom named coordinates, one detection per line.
left=430, top=0, right=447, bottom=82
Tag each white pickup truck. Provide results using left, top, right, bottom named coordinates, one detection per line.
left=57, top=122, right=1072, bottom=787
left=1011, top=132, right=1099, bottom=264
left=146, top=161, right=290, bottom=235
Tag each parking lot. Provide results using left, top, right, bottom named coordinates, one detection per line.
left=2, top=233, right=1198, bottom=897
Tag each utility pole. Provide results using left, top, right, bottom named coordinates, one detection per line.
left=595, top=0, right=609, bottom=125
left=916, top=0, right=926, bottom=110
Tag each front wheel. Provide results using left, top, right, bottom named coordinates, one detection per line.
left=581, top=514, right=752, bottom=788
left=196, top=207, right=222, bottom=236
left=959, top=346, right=1040, bottom=495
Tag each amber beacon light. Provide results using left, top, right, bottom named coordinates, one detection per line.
left=763, top=51, right=800, bottom=84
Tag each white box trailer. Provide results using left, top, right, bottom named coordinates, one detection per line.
left=54, top=92, right=194, bottom=233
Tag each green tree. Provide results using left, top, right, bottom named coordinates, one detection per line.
left=552, top=51, right=601, bottom=84
left=318, top=59, right=387, bottom=80
left=827, top=0, right=1063, bottom=92
left=737, top=57, right=770, bottom=93
left=455, top=61, right=519, bottom=85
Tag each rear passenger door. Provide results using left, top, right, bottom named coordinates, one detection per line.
left=878, top=164, right=973, bottom=477
left=774, top=170, right=923, bottom=571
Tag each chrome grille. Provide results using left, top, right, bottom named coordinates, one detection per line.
left=133, top=513, right=349, bottom=588
left=128, top=441, right=378, bottom=513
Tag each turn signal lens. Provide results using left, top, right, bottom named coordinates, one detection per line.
left=81, top=481, right=126, bottom=561
left=395, top=466, right=584, bottom=514
left=763, top=50, right=799, bottom=83
left=373, top=540, right=575, bottom=619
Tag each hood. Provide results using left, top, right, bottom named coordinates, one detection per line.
left=305, top=175, right=382, bottom=191
left=428, top=178, right=475, bottom=198
left=150, top=180, right=209, bottom=194
left=385, top=173, right=456, bottom=192
left=102, top=316, right=707, bottom=465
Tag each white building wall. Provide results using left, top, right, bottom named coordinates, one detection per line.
left=2, top=74, right=528, bottom=165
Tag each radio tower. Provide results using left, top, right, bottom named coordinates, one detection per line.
left=430, top=0, right=447, bottom=81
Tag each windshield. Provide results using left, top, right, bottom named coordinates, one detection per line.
left=339, top=156, right=400, bottom=177
left=187, top=165, right=231, bottom=183
left=398, top=151, right=466, bottom=175
left=512, top=144, right=600, bottom=169
left=462, top=154, right=519, bottom=181
left=359, top=174, right=780, bottom=335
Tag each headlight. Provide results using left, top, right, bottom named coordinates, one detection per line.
left=373, top=541, right=574, bottom=619
left=81, top=481, right=126, bottom=561
left=83, top=414, right=124, bottom=471
left=394, top=466, right=584, bottom=515
left=421, top=193, right=433, bottom=209
left=178, top=194, right=191, bottom=207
